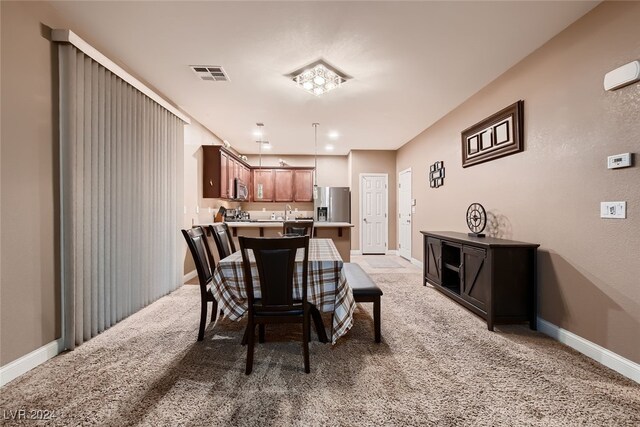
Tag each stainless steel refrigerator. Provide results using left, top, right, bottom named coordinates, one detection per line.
left=314, top=187, right=350, bottom=222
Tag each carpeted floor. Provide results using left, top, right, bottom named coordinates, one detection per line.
left=365, top=257, right=403, bottom=269
left=1, top=263, right=639, bottom=426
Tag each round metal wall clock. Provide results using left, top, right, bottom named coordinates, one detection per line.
left=466, top=203, right=487, bottom=237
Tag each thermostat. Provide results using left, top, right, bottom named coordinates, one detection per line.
left=607, top=153, right=632, bottom=169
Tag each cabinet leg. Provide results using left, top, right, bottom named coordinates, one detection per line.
left=529, top=318, right=537, bottom=331
left=487, top=320, right=494, bottom=331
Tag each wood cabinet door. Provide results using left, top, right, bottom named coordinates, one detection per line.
left=253, top=169, right=274, bottom=201
left=293, top=169, right=314, bottom=202
left=274, top=169, right=294, bottom=202
left=220, top=151, right=229, bottom=199
left=461, top=245, right=488, bottom=311
left=425, top=237, right=442, bottom=285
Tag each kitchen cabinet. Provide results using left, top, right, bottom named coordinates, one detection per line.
left=253, top=169, right=275, bottom=202
left=203, top=145, right=313, bottom=202
left=421, top=231, right=539, bottom=331
left=250, top=168, right=314, bottom=203
left=274, top=169, right=294, bottom=202
left=202, top=145, right=251, bottom=199
left=293, top=169, right=314, bottom=202
left=221, top=151, right=229, bottom=198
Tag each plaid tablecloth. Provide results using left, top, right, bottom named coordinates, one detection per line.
left=210, top=238, right=355, bottom=344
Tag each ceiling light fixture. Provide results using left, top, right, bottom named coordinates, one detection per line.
left=290, top=60, right=349, bottom=97
left=328, top=131, right=339, bottom=140
left=325, top=144, right=334, bottom=151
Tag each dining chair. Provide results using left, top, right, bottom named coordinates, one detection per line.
left=239, top=235, right=311, bottom=374
left=182, top=226, right=219, bottom=341
left=282, top=220, right=314, bottom=237
left=209, top=223, right=237, bottom=260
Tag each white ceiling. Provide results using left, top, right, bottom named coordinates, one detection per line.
left=49, top=1, right=598, bottom=155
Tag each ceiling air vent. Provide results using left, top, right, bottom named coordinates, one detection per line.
left=190, top=65, right=229, bottom=82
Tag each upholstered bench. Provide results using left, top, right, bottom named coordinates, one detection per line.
left=343, top=263, right=383, bottom=343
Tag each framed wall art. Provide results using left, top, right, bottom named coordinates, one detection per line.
left=461, top=100, right=524, bottom=168
left=429, top=161, right=445, bottom=188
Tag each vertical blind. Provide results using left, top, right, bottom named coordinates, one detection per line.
left=58, top=44, right=184, bottom=349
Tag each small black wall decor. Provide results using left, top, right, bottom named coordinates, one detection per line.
left=429, top=161, right=445, bottom=188
left=461, top=100, right=524, bottom=168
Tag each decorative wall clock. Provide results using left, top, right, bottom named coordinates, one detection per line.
left=466, top=203, right=487, bottom=237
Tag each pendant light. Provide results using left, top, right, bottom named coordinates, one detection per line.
left=312, top=123, right=319, bottom=200
left=256, top=122, right=264, bottom=199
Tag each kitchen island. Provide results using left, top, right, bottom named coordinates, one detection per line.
left=199, top=221, right=354, bottom=262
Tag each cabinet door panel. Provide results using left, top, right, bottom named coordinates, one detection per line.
left=425, top=237, right=442, bottom=285
left=461, top=246, right=488, bottom=310
left=274, top=169, right=294, bottom=202
left=253, top=169, right=274, bottom=202
left=294, top=169, right=314, bottom=202
left=220, top=151, right=229, bottom=199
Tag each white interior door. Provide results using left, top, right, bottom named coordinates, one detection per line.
left=398, top=169, right=412, bottom=260
left=361, top=174, right=387, bottom=254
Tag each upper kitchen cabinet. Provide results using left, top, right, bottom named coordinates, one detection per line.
left=274, top=169, right=294, bottom=202
left=202, top=145, right=250, bottom=199
left=253, top=169, right=275, bottom=202
left=294, top=169, right=314, bottom=202
left=249, top=167, right=314, bottom=203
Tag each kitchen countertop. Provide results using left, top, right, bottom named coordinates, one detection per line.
left=199, top=221, right=354, bottom=228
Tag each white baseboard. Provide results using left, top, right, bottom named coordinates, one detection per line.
left=411, top=258, right=423, bottom=268
left=537, top=318, right=639, bottom=384
left=351, top=250, right=400, bottom=256
left=183, top=270, right=197, bottom=284
left=0, top=339, right=63, bottom=387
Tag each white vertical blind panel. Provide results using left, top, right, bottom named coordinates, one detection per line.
left=59, top=44, right=182, bottom=349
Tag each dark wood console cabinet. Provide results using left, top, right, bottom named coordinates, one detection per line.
left=421, top=231, right=539, bottom=331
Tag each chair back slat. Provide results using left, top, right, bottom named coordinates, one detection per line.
left=239, top=236, right=310, bottom=311
left=282, top=220, right=314, bottom=237
left=181, top=227, right=216, bottom=291
left=210, top=223, right=236, bottom=260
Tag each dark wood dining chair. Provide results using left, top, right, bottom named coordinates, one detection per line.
left=282, top=220, right=314, bottom=237
left=209, top=223, right=236, bottom=260
left=182, top=226, right=218, bottom=341
left=239, top=235, right=311, bottom=374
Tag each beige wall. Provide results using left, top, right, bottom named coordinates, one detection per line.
left=397, top=2, right=640, bottom=363
left=349, top=150, right=397, bottom=251
left=0, top=1, right=68, bottom=365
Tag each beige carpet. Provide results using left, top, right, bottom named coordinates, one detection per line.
left=1, top=267, right=639, bottom=426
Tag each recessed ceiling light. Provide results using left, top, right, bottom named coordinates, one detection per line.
left=328, top=131, right=339, bottom=140
left=289, top=60, right=350, bottom=97
left=253, top=131, right=262, bottom=137
left=263, top=143, right=271, bottom=150
left=325, top=144, right=334, bottom=151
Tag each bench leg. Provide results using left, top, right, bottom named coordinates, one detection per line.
left=374, top=296, right=381, bottom=343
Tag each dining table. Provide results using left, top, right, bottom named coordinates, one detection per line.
left=210, top=238, right=356, bottom=344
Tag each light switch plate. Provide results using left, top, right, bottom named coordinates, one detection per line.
left=600, top=201, right=626, bottom=219
left=607, top=153, right=632, bottom=169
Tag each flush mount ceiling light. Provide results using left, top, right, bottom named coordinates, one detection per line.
left=289, top=60, right=349, bottom=96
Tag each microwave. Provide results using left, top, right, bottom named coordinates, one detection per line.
left=234, top=178, right=248, bottom=201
